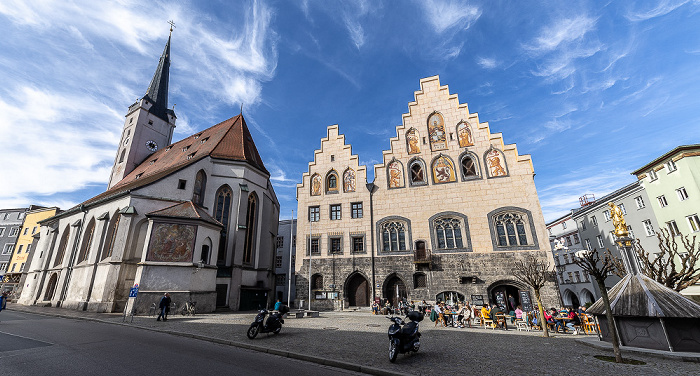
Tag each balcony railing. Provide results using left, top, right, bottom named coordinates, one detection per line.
left=414, top=248, right=432, bottom=264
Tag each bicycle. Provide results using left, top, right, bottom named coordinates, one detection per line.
left=181, top=300, right=196, bottom=316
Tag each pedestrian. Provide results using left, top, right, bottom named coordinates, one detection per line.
left=274, top=299, right=283, bottom=311
left=157, top=292, right=171, bottom=321
left=0, top=291, right=8, bottom=313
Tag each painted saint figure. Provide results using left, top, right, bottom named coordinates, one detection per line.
left=311, top=174, right=321, bottom=196
left=344, top=169, right=355, bottom=192
left=388, top=161, right=404, bottom=188
left=427, top=113, right=447, bottom=150
left=457, top=122, right=473, bottom=147
left=406, top=128, right=420, bottom=154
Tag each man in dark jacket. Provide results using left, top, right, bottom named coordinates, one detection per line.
left=157, top=292, right=171, bottom=321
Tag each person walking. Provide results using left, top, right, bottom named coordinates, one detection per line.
left=0, top=291, right=8, bottom=314
left=157, top=292, right=171, bottom=321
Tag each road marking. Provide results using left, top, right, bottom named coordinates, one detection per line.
left=0, top=330, right=54, bottom=345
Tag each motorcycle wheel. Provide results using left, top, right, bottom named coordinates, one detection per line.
left=273, top=326, right=281, bottom=335
left=247, top=325, right=260, bottom=339
left=389, top=340, right=398, bottom=363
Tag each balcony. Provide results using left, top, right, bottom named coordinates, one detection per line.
left=414, top=248, right=432, bottom=265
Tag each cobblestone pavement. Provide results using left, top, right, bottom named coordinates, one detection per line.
left=6, top=304, right=698, bottom=376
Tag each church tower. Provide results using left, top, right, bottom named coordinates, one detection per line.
left=108, top=31, right=177, bottom=189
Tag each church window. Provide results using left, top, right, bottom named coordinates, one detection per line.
left=460, top=153, right=479, bottom=180
left=77, top=219, right=96, bottom=264
left=214, top=186, right=233, bottom=266
left=409, top=159, right=427, bottom=186
left=243, top=193, right=258, bottom=265
left=118, top=149, right=126, bottom=163
left=433, top=217, right=464, bottom=250
left=178, top=179, right=186, bottom=189
left=54, top=226, right=70, bottom=267
left=326, top=171, right=339, bottom=193
left=381, top=221, right=407, bottom=252
left=200, top=244, right=210, bottom=264
left=493, top=212, right=530, bottom=247
left=102, top=213, right=120, bottom=260
left=192, top=170, right=207, bottom=206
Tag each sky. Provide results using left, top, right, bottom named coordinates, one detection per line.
left=1, top=0, right=699, bottom=222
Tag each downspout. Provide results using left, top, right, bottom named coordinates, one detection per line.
left=58, top=205, right=88, bottom=306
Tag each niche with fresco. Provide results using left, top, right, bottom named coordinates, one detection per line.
left=147, top=223, right=197, bottom=262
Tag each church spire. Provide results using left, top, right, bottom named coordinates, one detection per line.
left=143, top=23, right=174, bottom=122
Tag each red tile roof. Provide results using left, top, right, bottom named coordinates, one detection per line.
left=81, top=114, right=267, bottom=207
left=147, top=201, right=223, bottom=228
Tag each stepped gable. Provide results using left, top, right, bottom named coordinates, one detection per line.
left=588, top=273, right=700, bottom=318
left=81, top=114, right=268, bottom=207
left=146, top=201, right=222, bottom=227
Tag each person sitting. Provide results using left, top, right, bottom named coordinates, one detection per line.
left=543, top=308, right=556, bottom=331
left=549, top=308, right=565, bottom=333
left=462, top=301, right=474, bottom=328
left=566, top=309, right=581, bottom=334
left=514, top=305, right=524, bottom=321
left=371, top=301, right=379, bottom=315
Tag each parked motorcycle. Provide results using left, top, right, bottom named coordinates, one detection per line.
left=387, top=310, right=423, bottom=362
left=246, top=305, right=289, bottom=339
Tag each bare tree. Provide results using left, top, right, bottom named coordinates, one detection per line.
left=512, top=254, right=551, bottom=338
left=634, top=229, right=700, bottom=292
left=574, top=248, right=624, bottom=363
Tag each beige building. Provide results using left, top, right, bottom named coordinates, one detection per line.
left=296, top=76, right=558, bottom=311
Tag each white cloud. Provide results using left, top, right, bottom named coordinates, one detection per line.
left=625, top=0, right=690, bottom=22
left=525, top=16, right=597, bottom=53
left=417, top=0, right=481, bottom=34
left=477, top=57, right=497, bottom=69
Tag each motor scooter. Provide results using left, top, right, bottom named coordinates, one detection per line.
left=247, top=305, right=289, bottom=339
left=387, top=310, right=422, bottom=362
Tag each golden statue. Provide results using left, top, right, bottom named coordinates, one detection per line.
left=608, top=202, right=629, bottom=237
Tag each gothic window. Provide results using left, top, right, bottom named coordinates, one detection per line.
left=494, top=212, right=530, bottom=247
left=311, top=274, right=324, bottom=290
left=406, top=128, right=420, bottom=154
left=484, top=148, right=508, bottom=178
left=427, top=112, right=447, bottom=151
left=409, top=158, right=427, bottom=186
left=326, top=170, right=339, bottom=193
left=460, top=153, right=480, bottom=180
left=433, top=217, right=464, bottom=249
left=456, top=121, right=473, bottom=147
left=310, top=174, right=321, bottom=196
left=381, top=221, right=407, bottom=252
left=54, top=226, right=70, bottom=267
left=243, top=193, right=258, bottom=264
left=432, top=155, right=456, bottom=184
left=387, top=160, right=405, bottom=189
left=214, top=185, right=233, bottom=265
left=343, top=168, right=355, bottom=192
left=77, top=219, right=96, bottom=264
left=101, top=212, right=120, bottom=260
left=192, top=170, right=207, bottom=206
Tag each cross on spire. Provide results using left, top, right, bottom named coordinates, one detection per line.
left=168, top=20, right=176, bottom=36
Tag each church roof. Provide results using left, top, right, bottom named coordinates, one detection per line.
left=147, top=201, right=223, bottom=228
left=143, top=35, right=174, bottom=122
left=587, top=273, right=700, bottom=318
left=81, top=114, right=268, bottom=207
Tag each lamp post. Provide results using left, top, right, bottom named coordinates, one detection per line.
left=287, top=210, right=294, bottom=307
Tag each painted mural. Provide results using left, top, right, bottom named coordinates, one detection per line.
left=432, top=155, right=456, bottom=183
left=311, top=174, right=321, bottom=196
left=406, top=128, right=420, bottom=154
left=486, top=149, right=507, bottom=177
left=147, top=223, right=196, bottom=262
left=457, top=122, right=473, bottom=147
left=388, top=160, right=404, bottom=188
left=343, top=168, right=355, bottom=192
left=427, top=112, right=447, bottom=151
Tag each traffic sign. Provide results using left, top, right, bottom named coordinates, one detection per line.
left=129, top=287, right=139, bottom=298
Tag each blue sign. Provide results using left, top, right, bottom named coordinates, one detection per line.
left=129, top=287, right=139, bottom=298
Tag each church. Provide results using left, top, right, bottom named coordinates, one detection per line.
left=295, top=76, right=559, bottom=311
left=19, top=33, right=279, bottom=313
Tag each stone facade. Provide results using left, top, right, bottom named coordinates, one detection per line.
left=0, top=208, right=27, bottom=293
left=296, top=76, right=558, bottom=311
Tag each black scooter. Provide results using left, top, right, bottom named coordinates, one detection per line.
left=247, top=305, right=289, bottom=339
left=387, top=310, right=423, bottom=362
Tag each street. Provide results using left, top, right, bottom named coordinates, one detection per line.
left=0, top=310, right=359, bottom=376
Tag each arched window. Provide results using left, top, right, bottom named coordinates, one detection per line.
left=381, top=221, right=407, bottom=251
left=101, top=212, right=120, bottom=260
left=243, top=193, right=258, bottom=264
left=434, top=217, right=464, bottom=249
left=408, top=158, right=427, bottom=185
left=326, top=170, right=339, bottom=193
left=406, top=128, right=420, bottom=154
left=201, top=237, right=212, bottom=264
left=214, top=185, right=233, bottom=266
left=77, top=219, right=96, bottom=264
left=343, top=168, right=355, bottom=192
left=44, top=273, right=58, bottom=301
left=495, top=212, right=529, bottom=247
left=54, top=226, right=70, bottom=267
left=311, top=274, right=324, bottom=290
left=192, top=170, right=207, bottom=206
left=460, top=152, right=480, bottom=180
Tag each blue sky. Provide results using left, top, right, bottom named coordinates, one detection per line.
left=1, top=0, right=699, bottom=222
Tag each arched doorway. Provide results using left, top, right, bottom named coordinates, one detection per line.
left=346, top=273, right=370, bottom=307
left=488, top=280, right=529, bottom=312
left=44, top=273, right=58, bottom=301
left=580, top=289, right=594, bottom=305
left=563, top=289, right=580, bottom=308
left=383, top=274, right=407, bottom=307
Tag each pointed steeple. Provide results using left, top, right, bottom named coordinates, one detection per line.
left=143, top=33, right=174, bottom=122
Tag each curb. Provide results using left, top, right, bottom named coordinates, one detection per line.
left=8, top=307, right=404, bottom=376
left=575, top=337, right=700, bottom=363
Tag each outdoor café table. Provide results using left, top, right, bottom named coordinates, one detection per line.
left=553, top=316, right=571, bottom=332
left=443, top=311, right=456, bottom=326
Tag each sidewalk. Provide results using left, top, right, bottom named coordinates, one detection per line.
left=6, top=304, right=698, bottom=376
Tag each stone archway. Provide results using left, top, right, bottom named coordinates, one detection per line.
left=383, top=274, right=407, bottom=307
left=44, top=273, right=58, bottom=301
left=563, top=289, right=579, bottom=308
left=580, top=289, right=595, bottom=305
left=346, top=272, right=370, bottom=307
left=487, top=279, right=530, bottom=312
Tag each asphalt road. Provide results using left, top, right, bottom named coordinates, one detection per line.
left=0, top=310, right=360, bottom=376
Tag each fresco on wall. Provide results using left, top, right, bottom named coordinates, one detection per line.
left=406, top=128, right=420, bottom=154
left=486, top=149, right=507, bottom=177
left=457, top=122, right=473, bottom=147
left=147, top=223, right=196, bottom=262
left=344, top=168, right=355, bottom=192
left=432, top=155, right=456, bottom=183
left=427, top=112, right=447, bottom=151
left=311, top=174, right=321, bottom=196
left=388, top=161, right=404, bottom=188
